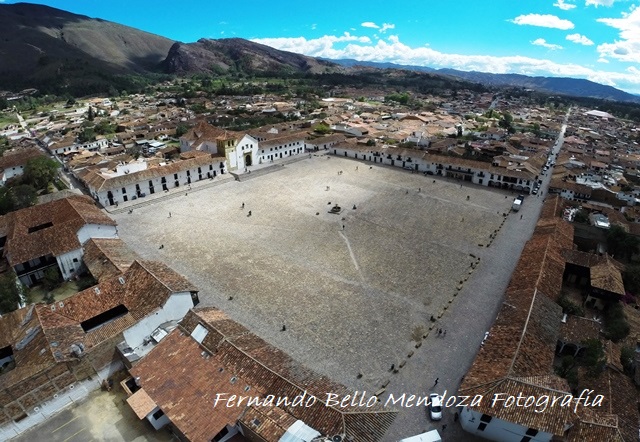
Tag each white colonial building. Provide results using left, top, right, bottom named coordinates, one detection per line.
left=79, top=152, right=226, bottom=207
left=0, top=195, right=118, bottom=286
left=330, top=143, right=537, bottom=193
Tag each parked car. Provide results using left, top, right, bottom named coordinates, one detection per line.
left=429, top=393, right=443, bottom=421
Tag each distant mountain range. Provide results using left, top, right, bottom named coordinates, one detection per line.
left=329, top=59, right=640, bottom=104
left=1, top=2, right=639, bottom=104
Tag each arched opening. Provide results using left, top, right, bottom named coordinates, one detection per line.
left=245, top=154, right=252, bottom=167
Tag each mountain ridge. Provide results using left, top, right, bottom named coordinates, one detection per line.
left=0, top=2, right=638, bottom=105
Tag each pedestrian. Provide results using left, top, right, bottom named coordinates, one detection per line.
left=248, top=210, right=252, bottom=217
left=437, top=328, right=441, bottom=335
left=242, top=202, right=245, bottom=209
left=520, top=214, right=523, bottom=219
left=185, top=192, right=188, bottom=196
left=443, top=330, right=447, bottom=337
left=169, top=212, right=172, bottom=218
left=418, top=188, right=421, bottom=192
left=342, top=224, right=345, bottom=230
left=406, top=190, right=409, bottom=195
left=433, top=378, right=439, bottom=387
left=442, top=424, right=447, bottom=432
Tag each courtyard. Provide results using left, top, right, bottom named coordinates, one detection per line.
left=112, top=155, right=513, bottom=395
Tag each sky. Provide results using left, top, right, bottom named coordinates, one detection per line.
left=3, top=0, right=640, bottom=94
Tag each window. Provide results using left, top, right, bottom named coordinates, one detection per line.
left=81, top=305, right=129, bottom=332
left=480, top=414, right=492, bottom=423
left=478, top=423, right=487, bottom=431
left=28, top=222, right=53, bottom=234
left=73, top=258, right=79, bottom=263
left=191, top=324, right=208, bottom=343
left=121, top=187, right=126, bottom=194
left=152, top=409, right=165, bottom=420
left=213, top=427, right=229, bottom=441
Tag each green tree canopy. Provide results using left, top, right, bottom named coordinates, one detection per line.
left=0, top=273, right=22, bottom=314
left=23, top=157, right=60, bottom=191
left=10, top=184, right=37, bottom=210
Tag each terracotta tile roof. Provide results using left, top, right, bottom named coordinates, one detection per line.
left=127, top=389, right=158, bottom=420
left=132, top=308, right=397, bottom=442
left=0, top=306, right=57, bottom=390
left=81, top=154, right=223, bottom=192
left=181, top=121, right=241, bottom=148
left=2, top=195, right=116, bottom=266
left=258, top=133, right=306, bottom=148
left=559, top=315, right=602, bottom=345
left=238, top=405, right=297, bottom=441
left=566, top=411, right=624, bottom=442
left=336, top=143, right=538, bottom=180
left=306, top=134, right=346, bottom=145
left=36, top=260, right=197, bottom=362
left=578, top=363, right=639, bottom=442
left=131, top=330, right=248, bottom=442
left=460, top=198, right=581, bottom=435
left=82, top=238, right=139, bottom=281
left=0, top=148, right=45, bottom=171
left=590, top=256, right=626, bottom=296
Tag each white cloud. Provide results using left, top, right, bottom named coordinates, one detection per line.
left=251, top=33, right=640, bottom=93
left=380, top=23, right=395, bottom=33
left=532, top=38, right=563, bottom=49
left=566, top=33, right=594, bottom=45
left=597, top=6, right=640, bottom=62
left=510, top=14, right=574, bottom=30
left=597, top=57, right=610, bottom=63
left=586, top=0, right=616, bottom=6
left=311, top=24, right=317, bottom=30
left=361, top=22, right=379, bottom=29
left=554, top=0, right=576, bottom=10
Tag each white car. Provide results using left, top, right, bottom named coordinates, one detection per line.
left=429, top=393, right=443, bottom=421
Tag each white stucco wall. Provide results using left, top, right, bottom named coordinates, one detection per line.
left=56, top=248, right=84, bottom=280
left=123, top=292, right=193, bottom=350
left=460, top=407, right=553, bottom=442
left=76, top=224, right=118, bottom=245
left=145, top=406, right=170, bottom=430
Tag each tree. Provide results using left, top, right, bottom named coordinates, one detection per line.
left=0, top=273, right=22, bottom=314
left=0, top=187, right=14, bottom=215
left=23, top=157, right=60, bottom=191
left=623, top=264, right=640, bottom=296
left=175, top=124, right=189, bottom=137
left=604, top=302, right=630, bottom=342
left=87, top=106, right=95, bottom=121
left=78, top=127, right=96, bottom=143
left=606, top=225, right=639, bottom=260
left=313, top=122, right=331, bottom=134
left=581, top=338, right=606, bottom=377
left=10, top=185, right=37, bottom=209
left=42, top=267, right=61, bottom=292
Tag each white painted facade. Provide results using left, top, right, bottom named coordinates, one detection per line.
left=256, top=138, right=305, bottom=165
left=330, top=146, right=535, bottom=193
left=87, top=160, right=226, bottom=207
left=460, top=407, right=553, bottom=442
left=144, top=406, right=171, bottom=430
left=122, top=292, right=194, bottom=350
left=51, top=138, right=108, bottom=156
left=228, top=134, right=259, bottom=170
left=56, top=248, right=84, bottom=280
left=1, top=165, right=25, bottom=185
